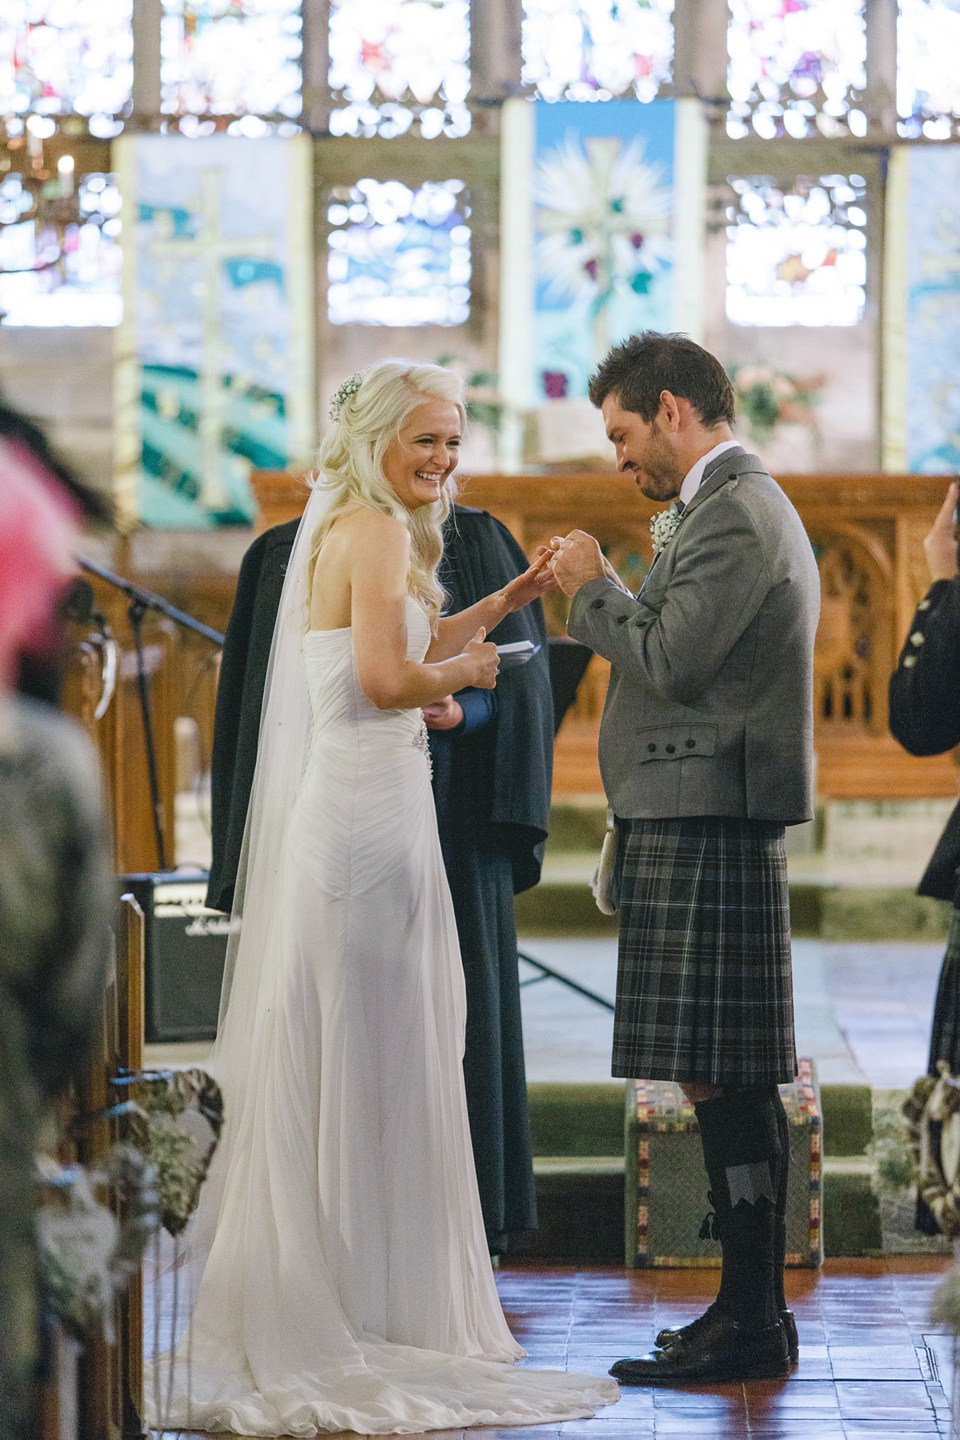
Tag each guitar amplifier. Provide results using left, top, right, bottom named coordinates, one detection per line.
left=120, top=871, right=238, bottom=1043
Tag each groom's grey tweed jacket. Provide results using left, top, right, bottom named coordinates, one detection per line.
left=567, top=447, right=820, bottom=825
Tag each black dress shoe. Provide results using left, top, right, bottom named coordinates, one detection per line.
left=656, top=1304, right=799, bottom=1365
left=610, top=1316, right=789, bottom=1385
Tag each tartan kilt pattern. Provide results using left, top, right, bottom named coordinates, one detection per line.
left=612, top=816, right=796, bottom=1086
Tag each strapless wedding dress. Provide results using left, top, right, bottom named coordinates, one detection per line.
left=146, top=599, right=618, bottom=1436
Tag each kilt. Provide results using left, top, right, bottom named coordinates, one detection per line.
left=611, top=815, right=796, bottom=1086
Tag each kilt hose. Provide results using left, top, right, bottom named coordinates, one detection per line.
left=611, top=815, right=797, bottom=1086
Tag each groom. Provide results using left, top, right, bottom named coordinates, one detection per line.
left=549, top=332, right=819, bottom=1385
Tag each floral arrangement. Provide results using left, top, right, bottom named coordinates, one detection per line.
left=727, top=364, right=824, bottom=448
left=129, top=1066, right=224, bottom=1236
left=650, top=502, right=683, bottom=556
left=36, top=1145, right=158, bottom=1342
left=328, top=370, right=366, bottom=422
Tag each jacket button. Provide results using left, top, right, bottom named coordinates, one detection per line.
left=590, top=597, right=605, bottom=610
left=647, top=743, right=656, bottom=752
left=616, top=613, right=628, bottom=624
left=665, top=743, right=676, bottom=754
left=685, top=738, right=696, bottom=748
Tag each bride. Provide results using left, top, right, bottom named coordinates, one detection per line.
left=146, top=360, right=619, bottom=1436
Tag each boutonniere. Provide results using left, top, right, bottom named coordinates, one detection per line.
left=650, top=502, right=684, bottom=556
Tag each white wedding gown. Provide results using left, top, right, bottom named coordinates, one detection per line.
left=146, top=598, right=618, bottom=1436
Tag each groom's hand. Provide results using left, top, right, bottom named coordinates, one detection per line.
left=548, top=530, right=607, bottom=597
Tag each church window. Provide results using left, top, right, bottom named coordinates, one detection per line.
left=897, top=0, right=960, bottom=138
left=160, top=0, right=302, bottom=118
left=328, top=0, right=470, bottom=138
left=726, top=174, right=867, bottom=326
left=0, top=1, right=133, bottom=124
left=727, top=0, right=867, bottom=140
left=521, top=0, right=674, bottom=103
left=326, top=178, right=470, bottom=325
left=0, top=169, right=122, bottom=326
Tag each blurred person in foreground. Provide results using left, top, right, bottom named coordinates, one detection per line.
left=890, top=480, right=960, bottom=1082
left=0, top=450, right=112, bottom=1440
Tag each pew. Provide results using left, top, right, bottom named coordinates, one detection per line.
left=38, top=894, right=147, bottom=1440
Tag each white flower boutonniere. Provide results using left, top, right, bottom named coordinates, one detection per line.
left=650, top=501, right=683, bottom=556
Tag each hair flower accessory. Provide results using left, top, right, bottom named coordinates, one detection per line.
left=650, top=501, right=683, bottom=556
left=328, top=371, right=365, bottom=422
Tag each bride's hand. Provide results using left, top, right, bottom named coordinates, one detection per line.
left=500, top=550, right=560, bottom=612
left=463, top=627, right=500, bottom=689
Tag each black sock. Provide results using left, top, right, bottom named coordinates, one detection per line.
left=693, top=1086, right=783, bottom=1331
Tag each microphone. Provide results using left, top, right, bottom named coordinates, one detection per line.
left=60, top=575, right=117, bottom=720
left=61, top=576, right=96, bottom=624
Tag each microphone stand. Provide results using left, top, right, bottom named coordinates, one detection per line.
left=76, top=555, right=225, bottom=872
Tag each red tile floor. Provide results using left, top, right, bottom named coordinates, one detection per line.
left=153, top=1257, right=960, bottom=1439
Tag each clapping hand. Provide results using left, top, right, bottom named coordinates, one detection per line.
left=924, top=481, right=960, bottom=584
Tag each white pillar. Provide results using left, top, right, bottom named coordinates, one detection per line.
left=112, top=133, right=140, bottom=532
left=866, top=0, right=899, bottom=137
left=881, top=146, right=908, bottom=472
left=471, top=0, right=523, bottom=103
left=497, top=97, right=535, bottom=473
left=672, top=96, right=709, bottom=343
left=131, top=0, right=162, bottom=121
left=287, top=134, right=317, bottom=468
left=301, top=0, right=330, bottom=134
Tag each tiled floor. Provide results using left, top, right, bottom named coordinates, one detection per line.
left=151, top=1259, right=959, bottom=1439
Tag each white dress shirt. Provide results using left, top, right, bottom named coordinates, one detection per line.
left=677, top=440, right=740, bottom=508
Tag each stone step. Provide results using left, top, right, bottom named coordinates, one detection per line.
left=515, top=1083, right=929, bottom=1264
left=517, top=876, right=951, bottom=941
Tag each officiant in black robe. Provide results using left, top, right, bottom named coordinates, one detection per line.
left=207, top=502, right=553, bottom=1253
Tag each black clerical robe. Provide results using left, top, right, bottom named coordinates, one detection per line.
left=429, top=505, right=553, bottom=1250
left=207, top=504, right=552, bottom=1250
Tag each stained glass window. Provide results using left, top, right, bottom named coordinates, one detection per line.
left=0, top=168, right=122, bottom=325
left=726, top=174, right=867, bottom=326
left=898, top=0, right=960, bottom=139
left=160, top=0, right=302, bottom=118
left=0, top=1, right=133, bottom=123
left=522, top=0, right=674, bottom=103
left=327, top=179, right=470, bottom=325
left=727, top=0, right=866, bottom=140
left=328, top=0, right=470, bottom=138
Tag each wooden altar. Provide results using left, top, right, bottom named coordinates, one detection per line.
left=253, top=468, right=960, bottom=802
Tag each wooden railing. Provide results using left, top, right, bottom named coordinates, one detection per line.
left=253, top=468, right=960, bottom=802
left=39, top=894, right=147, bottom=1440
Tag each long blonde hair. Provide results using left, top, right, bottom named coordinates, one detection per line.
left=308, top=360, right=465, bottom=627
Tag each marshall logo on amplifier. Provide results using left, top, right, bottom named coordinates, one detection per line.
left=121, top=872, right=238, bottom=1043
